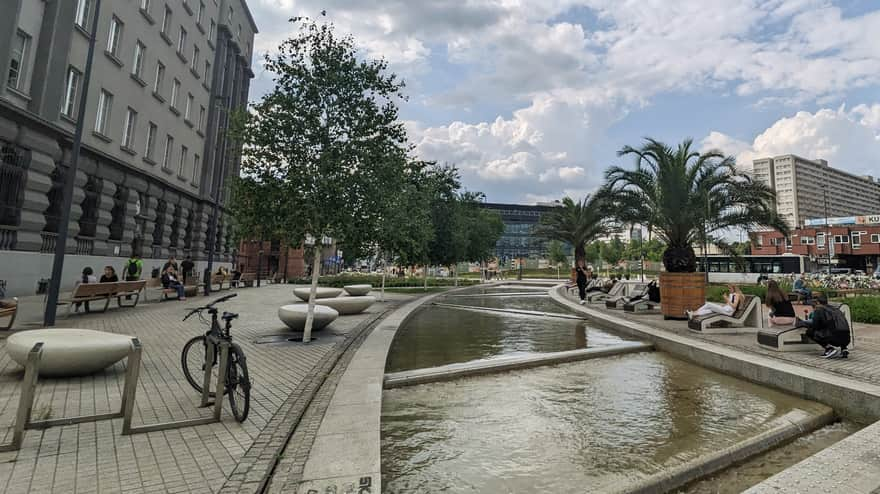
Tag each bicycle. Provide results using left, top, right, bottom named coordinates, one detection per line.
left=180, top=293, right=251, bottom=422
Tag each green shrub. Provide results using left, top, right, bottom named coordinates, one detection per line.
left=840, top=296, right=880, bottom=324
left=705, top=284, right=767, bottom=303
left=288, top=274, right=479, bottom=288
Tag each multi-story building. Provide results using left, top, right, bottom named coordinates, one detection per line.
left=480, top=202, right=563, bottom=261
left=752, top=155, right=880, bottom=230
left=0, top=0, right=256, bottom=296
left=750, top=214, right=880, bottom=273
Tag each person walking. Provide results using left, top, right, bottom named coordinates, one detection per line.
left=575, top=259, right=589, bottom=305
left=124, top=254, right=143, bottom=281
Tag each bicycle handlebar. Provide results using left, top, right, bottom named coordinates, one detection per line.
left=183, top=293, right=238, bottom=320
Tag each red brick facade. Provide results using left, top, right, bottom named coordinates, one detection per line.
left=236, top=240, right=306, bottom=280
left=751, top=226, right=880, bottom=272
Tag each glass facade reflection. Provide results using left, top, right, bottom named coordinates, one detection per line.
left=480, top=203, right=562, bottom=261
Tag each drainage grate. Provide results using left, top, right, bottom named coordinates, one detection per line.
left=253, top=333, right=341, bottom=346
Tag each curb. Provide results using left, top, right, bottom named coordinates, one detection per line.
left=610, top=406, right=835, bottom=494
left=383, top=342, right=653, bottom=388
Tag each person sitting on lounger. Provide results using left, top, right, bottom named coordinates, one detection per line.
left=687, top=284, right=742, bottom=320
left=765, top=280, right=797, bottom=327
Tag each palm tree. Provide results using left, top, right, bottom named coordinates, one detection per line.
left=534, top=195, right=614, bottom=263
left=600, top=138, right=787, bottom=272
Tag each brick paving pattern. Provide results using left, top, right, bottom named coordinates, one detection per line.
left=0, top=284, right=407, bottom=494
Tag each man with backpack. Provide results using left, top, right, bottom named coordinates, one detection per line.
left=124, top=254, right=143, bottom=281
left=800, top=295, right=851, bottom=359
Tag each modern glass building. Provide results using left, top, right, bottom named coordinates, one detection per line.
left=480, top=202, right=562, bottom=261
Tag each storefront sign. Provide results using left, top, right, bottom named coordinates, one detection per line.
left=804, top=214, right=880, bottom=227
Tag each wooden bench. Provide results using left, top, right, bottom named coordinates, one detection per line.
left=115, top=280, right=147, bottom=307
left=207, top=273, right=230, bottom=291
left=145, top=277, right=196, bottom=301
left=757, top=302, right=854, bottom=352
left=59, top=283, right=119, bottom=316
left=231, top=273, right=256, bottom=288
left=0, top=297, right=18, bottom=330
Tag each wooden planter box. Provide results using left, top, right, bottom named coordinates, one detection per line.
left=659, top=272, right=706, bottom=320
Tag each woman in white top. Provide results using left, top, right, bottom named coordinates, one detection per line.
left=687, top=284, right=743, bottom=320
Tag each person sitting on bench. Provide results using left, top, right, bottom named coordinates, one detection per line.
left=74, top=267, right=98, bottom=313
left=687, top=284, right=742, bottom=320
left=793, top=274, right=812, bottom=302
left=799, top=295, right=850, bottom=359
left=765, top=280, right=797, bottom=326
left=161, top=266, right=187, bottom=301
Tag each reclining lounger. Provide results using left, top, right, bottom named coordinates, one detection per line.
left=687, top=295, right=764, bottom=334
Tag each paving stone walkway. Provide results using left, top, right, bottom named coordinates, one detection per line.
left=0, top=284, right=410, bottom=494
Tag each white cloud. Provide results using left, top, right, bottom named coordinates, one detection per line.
left=707, top=106, right=880, bottom=175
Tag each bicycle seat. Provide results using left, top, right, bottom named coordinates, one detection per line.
left=221, top=312, right=239, bottom=321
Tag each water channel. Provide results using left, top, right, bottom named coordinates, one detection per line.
left=381, top=286, right=856, bottom=493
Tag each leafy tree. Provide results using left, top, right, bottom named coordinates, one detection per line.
left=546, top=240, right=569, bottom=267
left=601, top=138, right=787, bottom=272
left=584, top=241, right=602, bottom=265
left=234, top=18, right=412, bottom=342
left=533, top=195, right=614, bottom=263
left=601, top=236, right=624, bottom=267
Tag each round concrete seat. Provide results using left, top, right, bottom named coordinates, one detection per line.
left=343, top=284, right=372, bottom=296
left=293, top=287, right=344, bottom=301
left=315, top=296, right=376, bottom=315
left=6, top=329, right=134, bottom=377
left=278, top=304, right=339, bottom=331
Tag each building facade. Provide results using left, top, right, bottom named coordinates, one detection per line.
left=0, top=0, right=256, bottom=296
left=480, top=202, right=562, bottom=261
left=751, top=214, right=880, bottom=274
left=752, top=155, right=880, bottom=230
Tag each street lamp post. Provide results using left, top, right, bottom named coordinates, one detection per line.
left=823, top=184, right=832, bottom=276
left=44, top=0, right=102, bottom=326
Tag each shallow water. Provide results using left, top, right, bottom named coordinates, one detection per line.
left=680, top=421, right=860, bottom=493
left=381, top=352, right=826, bottom=493
left=385, top=304, right=628, bottom=372
left=440, top=293, right=571, bottom=313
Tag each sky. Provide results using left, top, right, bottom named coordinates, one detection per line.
left=245, top=0, right=880, bottom=204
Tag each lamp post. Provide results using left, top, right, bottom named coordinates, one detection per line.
left=823, top=185, right=832, bottom=276
left=44, top=0, right=102, bottom=326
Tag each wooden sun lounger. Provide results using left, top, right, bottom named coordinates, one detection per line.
left=687, top=295, right=764, bottom=333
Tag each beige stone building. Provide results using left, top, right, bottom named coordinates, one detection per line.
left=751, top=154, right=880, bottom=230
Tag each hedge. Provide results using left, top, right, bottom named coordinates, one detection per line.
left=835, top=296, right=880, bottom=324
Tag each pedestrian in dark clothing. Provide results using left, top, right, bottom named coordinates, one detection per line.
left=162, top=256, right=179, bottom=275
left=74, top=267, right=97, bottom=312
left=100, top=266, right=119, bottom=283
left=180, top=256, right=195, bottom=284
left=575, top=259, right=589, bottom=305
left=800, top=295, right=850, bottom=358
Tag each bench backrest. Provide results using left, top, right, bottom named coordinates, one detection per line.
left=73, top=282, right=118, bottom=297
left=732, top=295, right=755, bottom=319
left=145, top=277, right=162, bottom=288
left=241, top=273, right=256, bottom=281
left=116, top=280, right=146, bottom=292
left=211, top=274, right=227, bottom=282
left=607, top=282, right=625, bottom=297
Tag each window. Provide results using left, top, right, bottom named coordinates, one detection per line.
left=161, top=6, right=172, bottom=35
left=185, top=93, right=193, bottom=120
left=799, top=237, right=815, bottom=245
left=122, top=108, right=138, bottom=149
left=197, top=1, right=205, bottom=23
left=192, top=154, right=200, bottom=182
left=852, top=232, right=862, bottom=247
left=145, top=122, right=157, bottom=159
left=7, top=31, right=30, bottom=91
left=237, top=24, right=241, bottom=38
left=198, top=105, right=205, bottom=131
left=816, top=232, right=826, bottom=247
left=191, top=45, right=200, bottom=70
left=209, top=19, right=215, bottom=40
left=153, top=62, right=165, bottom=93
left=177, top=27, right=187, bottom=54
left=95, top=89, right=113, bottom=135
left=132, top=41, right=146, bottom=78
left=162, top=135, right=174, bottom=168
left=62, top=67, right=82, bottom=117
left=833, top=235, right=849, bottom=244
left=228, top=6, right=233, bottom=22
left=178, top=145, right=188, bottom=175
left=871, top=234, right=880, bottom=243
left=75, top=0, right=92, bottom=30
left=204, top=61, right=211, bottom=84
left=107, top=17, right=123, bottom=56
left=170, top=78, right=180, bottom=108
left=140, top=0, right=150, bottom=11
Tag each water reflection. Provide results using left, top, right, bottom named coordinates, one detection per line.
left=382, top=353, right=823, bottom=493
left=386, top=306, right=627, bottom=372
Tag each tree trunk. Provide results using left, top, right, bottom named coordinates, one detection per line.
left=574, top=242, right=586, bottom=264
left=302, top=248, right=321, bottom=343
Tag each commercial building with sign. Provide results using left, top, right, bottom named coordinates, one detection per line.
left=751, top=155, right=880, bottom=230
left=0, top=0, right=256, bottom=296
left=751, top=214, right=880, bottom=273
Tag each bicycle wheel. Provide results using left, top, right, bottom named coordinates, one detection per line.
left=181, top=335, right=225, bottom=397
left=226, top=344, right=251, bottom=422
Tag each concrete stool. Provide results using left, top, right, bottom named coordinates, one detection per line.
left=315, top=296, right=376, bottom=315
left=278, top=304, right=339, bottom=331
left=6, top=328, right=133, bottom=377
left=293, top=287, right=344, bottom=301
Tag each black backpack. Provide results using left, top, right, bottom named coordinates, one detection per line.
left=127, top=260, right=139, bottom=277
left=827, top=305, right=850, bottom=334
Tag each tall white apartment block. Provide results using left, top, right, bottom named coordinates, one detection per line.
left=751, top=155, right=880, bottom=229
